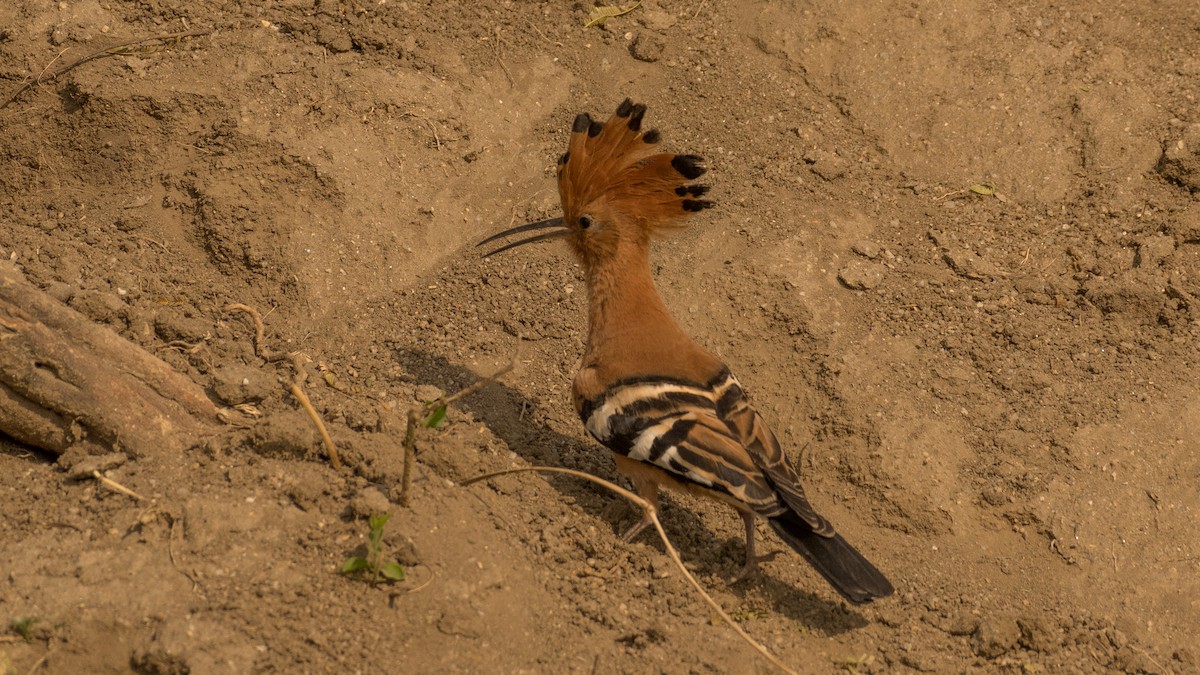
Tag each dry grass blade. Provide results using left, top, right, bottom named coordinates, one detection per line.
left=461, top=466, right=799, bottom=675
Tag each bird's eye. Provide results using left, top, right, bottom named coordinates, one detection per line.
left=578, top=215, right=593, bottom=229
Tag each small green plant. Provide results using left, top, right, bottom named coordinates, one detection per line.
left=422, top=402, right=448, bottom=428
left=340, top=513, right=405, bottom=585
left=9, top=617, right=39, bottom=642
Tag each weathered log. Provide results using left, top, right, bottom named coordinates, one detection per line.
left=0, top=261, right=221, bottom=457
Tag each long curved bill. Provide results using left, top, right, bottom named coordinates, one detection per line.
left=477, top=216, right=566, bottom=258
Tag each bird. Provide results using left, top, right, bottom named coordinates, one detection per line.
left=479, top=98, right=894, bottom=604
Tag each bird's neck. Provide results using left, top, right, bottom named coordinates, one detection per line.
left=579, top=241, right=720, bottom=385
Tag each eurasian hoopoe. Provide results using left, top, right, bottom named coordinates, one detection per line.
left=480, top=99, right=894, bottom=604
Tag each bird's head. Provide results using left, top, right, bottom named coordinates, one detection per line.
left=480, top=99, right=713, bottom=269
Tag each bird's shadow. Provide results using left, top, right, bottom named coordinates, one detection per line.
left=394, top=347, right=868, bottom=634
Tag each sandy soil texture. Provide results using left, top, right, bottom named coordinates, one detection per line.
left=2, top=0, right=1198, bottom=672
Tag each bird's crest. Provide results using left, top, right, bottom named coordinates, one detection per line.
left=558, top=98, right=713, bottom=237
left=477, top=99, right=713, bottom=258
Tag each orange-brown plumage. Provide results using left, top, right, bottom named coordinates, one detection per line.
left=480, top=99, right=893, bottom=603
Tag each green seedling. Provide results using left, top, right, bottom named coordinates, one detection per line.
left=422, top=402, right=448, bottom=428
left=9, top=617, right=39, bottom=643
left=340, top=513, right=405, bottom=585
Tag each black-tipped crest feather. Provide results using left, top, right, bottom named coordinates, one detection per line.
left=556, top=100, right=714, bottom=236
left=628, top=104, right=647, bottom=131
left=671, top=155, right=707, bottom=180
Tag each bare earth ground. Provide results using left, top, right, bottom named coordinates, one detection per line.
left=2, top=1, right=1199, bottom=672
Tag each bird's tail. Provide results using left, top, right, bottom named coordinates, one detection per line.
left=768, top=511, right=894, bottom=604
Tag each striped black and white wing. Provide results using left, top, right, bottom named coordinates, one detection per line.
left=711, top=372, right=834, bottom=536
left=579, top=367, right=833, bottom=535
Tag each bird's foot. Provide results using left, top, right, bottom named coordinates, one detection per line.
left=730, top=551, right=780, bottom=583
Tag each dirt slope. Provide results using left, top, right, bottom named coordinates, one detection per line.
left=1, top=0, right=1198, bottom=672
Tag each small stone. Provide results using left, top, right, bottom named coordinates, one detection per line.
left=114, top=215, right=146, bottom=232
left=972, top=616, right=1020, bottom=658
left=837, top=260, right=886, bottom=290
left=851, top=240, right=882, bottom=259
left=1017, top=615, right=1060, bottom=652
left=350, top=487, right=391, bottom=518
left=629, top=32, right=665, bottom=62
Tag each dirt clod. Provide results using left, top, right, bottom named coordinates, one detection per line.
left=972, top=616, right=1021, bottom=658
left=838, top=260, right=886, bottom=290
left=630, top=32, right=665, bottom=62
left=1158, top=123, right=1200, bottom=191
left=350, top=486, right=391, bottom=518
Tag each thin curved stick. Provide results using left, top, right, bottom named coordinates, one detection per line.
left=461, top=466, right=798, bottom=675
left=1, top=29, right=212, bottom=110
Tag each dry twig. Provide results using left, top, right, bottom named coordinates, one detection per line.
left=462, top=466, right=797, bottom=675
left=291, top=378, right=341, bottom=470
left=1, top=29, right=212, bottom=110
left=24, top=654, right=48, bottom=675
left=225, top=303, right=286, bottom=362
left=225, top=303, right=341, bottom=469
left=91, top=469, right=148, bottom=501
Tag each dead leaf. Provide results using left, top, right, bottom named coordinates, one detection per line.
left=585, top=1, right=642, bottom=28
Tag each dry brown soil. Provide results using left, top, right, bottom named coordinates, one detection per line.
left=2, top=1, right=1199, bottom=673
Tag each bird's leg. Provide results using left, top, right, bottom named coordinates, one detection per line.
left=620, top=471, right=660, bottom=542
left=732, top=511, right=779, bottom=582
